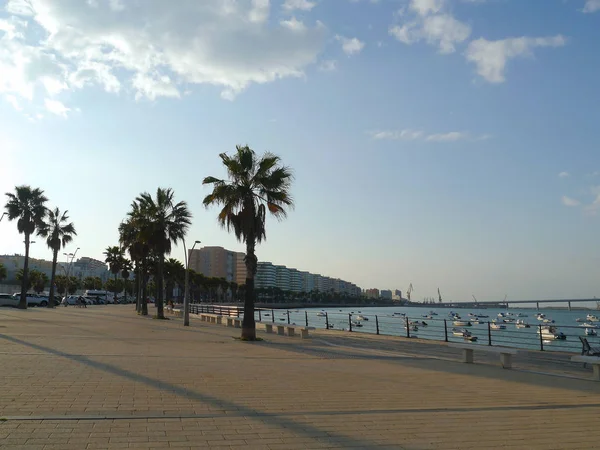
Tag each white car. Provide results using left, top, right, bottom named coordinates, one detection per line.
left=11, top=293, right=46, bottom=306
left=0, top=293, right=23, bottom=307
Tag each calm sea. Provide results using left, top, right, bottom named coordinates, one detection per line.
left=253, top=305, right=600, bottom=354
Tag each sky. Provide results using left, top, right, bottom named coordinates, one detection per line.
left=0, top=0, right=599, bottom=302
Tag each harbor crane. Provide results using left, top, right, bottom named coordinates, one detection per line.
left=407, top=283, right=413, bottom=301
left=438, top=288, right=442, bottom=303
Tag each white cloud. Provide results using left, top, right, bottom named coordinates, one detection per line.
left=318, top=59, right=337, bottom=71
left=583, top=0, right=600, bottom=13
left=283, top=0, right=316, bottom=11
left=0, top=0, right=327, bottom=112
left=5, top=94, right=22, bottom=110
left=281, top=17, right=307, bottom=32
left=558, top=171, right=570, bottom=178
left=44, top=98, right=70, bottom=117
left=389, top=0, right=471, bottom=54
left=425, top=131, right=468, bottom=142
left=410, top=0, right=445, bottom=16
left=370, top=129, right=485, bottom=142
left=465, top=35, right=566, bottom=83
left=336, top=35, right=365, bottom=56
left=561, top=196, right=580, bottom=207
left=371, top=129, right=424, bottom=140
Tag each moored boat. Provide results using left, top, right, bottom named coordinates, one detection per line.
left=585, top=328, right=597, bottom=336
left=490, top=323, right=506, bottom=330
left=453, top=320, right=472, bottom=327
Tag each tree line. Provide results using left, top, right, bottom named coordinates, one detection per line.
left=3, top=145, right=294, bottom=340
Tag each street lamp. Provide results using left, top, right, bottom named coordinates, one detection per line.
left=62, top=248, right=80, bottom=297
left=0, top=212, right=6, bottom=222
left=183, top=240, right=201, bottom=326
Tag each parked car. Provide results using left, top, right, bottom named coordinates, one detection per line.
left=12, top=293, right=48, bottom=307
left=61, top=296, right=80, bottom=305
left=0, top=293, right=23, bottom=307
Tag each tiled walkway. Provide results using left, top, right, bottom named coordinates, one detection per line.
left=1, top=305, right=599, bottom=449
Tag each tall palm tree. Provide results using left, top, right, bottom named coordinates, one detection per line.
left=203, top=145, right=293, bottom=340
left=135, top=188, right=192, bottom=319
left=119, top=211, right=150, bottom=315
left=164, top=258, right=185, bottom=303
left=4, top=186, right=48, bottom=308
left=120, top=258, right=132, bottom=304
left=104, top=246, right=123, bottom=302
left=38, top=207, right=76, bottom=307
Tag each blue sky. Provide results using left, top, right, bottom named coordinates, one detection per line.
left=0, top=0, right=599, bottom=301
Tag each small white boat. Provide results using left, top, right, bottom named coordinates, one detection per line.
left=355, top=315, right=368, bottom=321
left=582, top=323, right=599, bottom=328
left=405, top=325, right=418, bottom=332
left=587, top=314, right=599, bottom=322
left=515, top=320, right=530, bottom=329
left=490, top=323, right=506, bottom=330
left=452, top=327, right=469, bottom=337
left=498, top=313, right=506, bottom=318
left=471, top=319, right=480, bottom=325
left=316, top=312, right=326, bottom=317
left=429, top=311, right=438, bottom=316
left=537, top=326, right=566, bottom=340
left=542, top=318, right=555, bottom=323
left=585, top=328, right=597, bottom=336
left=536, top=313, right=546, bottom=320
left=453, top=320, right=472, bottom=327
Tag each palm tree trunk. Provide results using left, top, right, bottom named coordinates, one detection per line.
left=241, top=236, right=257, bottom=340
left=141, top=266, right=148, bottom=316
left=136, top=265, right=141, bottom=313
left=156, top=255, right=165, bottom=319
left=19, top=233, right=30, bottom=309
left=48, top=250, right=58, bottom=308
left=113, top=273, right=118, bottom=302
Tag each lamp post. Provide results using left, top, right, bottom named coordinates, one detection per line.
left=62, top=248, right=80, bottom=296
left=0, top=212, right=6, bottom=222
left=183, top=240, right=201, bottom=326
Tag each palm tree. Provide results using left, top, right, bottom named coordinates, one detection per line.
left=119, top=212, right=150, bottom=315
left=0, top=263, right=6, bottom=283
left=104, top=246, right=123, bottom=302
left=4, top=185, right=48, bottom=308
left=38, top=207, right=76, bottom=307
left=135, top=188, right=191, bottom=319
left=120, top=258, right=132, bottom=304
left=203, top=145, right=293, bottom=340
left=164, top=258, right=185, bottom=303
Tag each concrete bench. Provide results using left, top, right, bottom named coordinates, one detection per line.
left=199, top=313, right=223, bottom=325
left=257, top=322, right=315, bottom=338
left=226, top=317, right=242, bottom=328
left=449, top=343, right=518, bottom=369
left=571, top=355, right=600, bottom=381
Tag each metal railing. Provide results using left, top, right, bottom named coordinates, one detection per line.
left=189, top=304, right=241, bottom=317
left=244, top=308, right=596, bottom=353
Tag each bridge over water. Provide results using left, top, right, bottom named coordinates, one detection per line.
left=435, top=298, right=599, bottom=311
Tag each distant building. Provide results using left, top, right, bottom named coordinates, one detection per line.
left=365, top=288, right=380, bottom=299
left=380, top=289, right=393, bottom=300
left=255, top=262, right=277, bottom=289
left=188, top=246, right=240, bottom=282
left=0, top=254, right=110, bottom=283
left=392, top=289, right=403, bottom=301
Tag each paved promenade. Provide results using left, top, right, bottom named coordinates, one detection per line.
left=1, top=306, right=600, bottom=449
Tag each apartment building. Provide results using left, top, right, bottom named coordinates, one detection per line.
left=255, top=262, right=277, bottom=289
left=253, top=262, right=360, bottom=296
left=380, top=289, right=393, bottom=300
left=188, top=246, right=238, bottom=282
